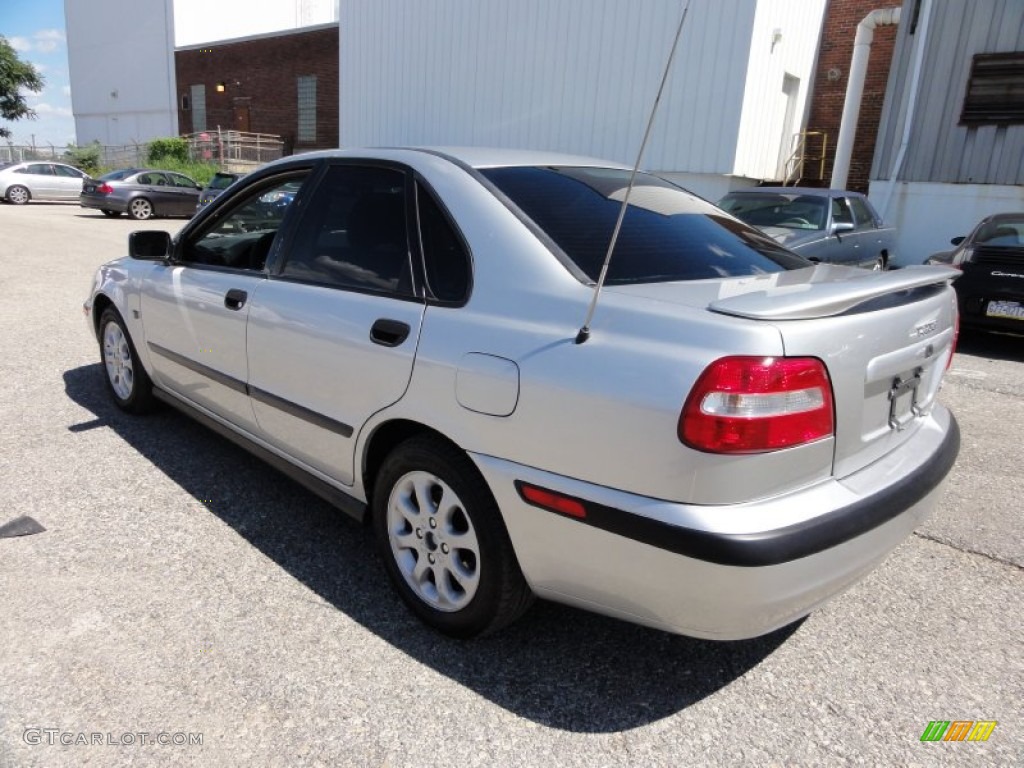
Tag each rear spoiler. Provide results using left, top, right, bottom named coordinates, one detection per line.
left=709, top=265, right=959, bottom=321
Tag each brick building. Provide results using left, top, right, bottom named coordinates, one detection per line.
left=175, top=24, right=339, bottom=154
left=806, top=0, right=898, bottom=192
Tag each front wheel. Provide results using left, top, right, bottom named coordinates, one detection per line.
left=99, top=307, right=155, bottom=413
left=128, top=197, right=154, bottom=220
left=6, top=185, right=30, bottom=205
left=372, top=436, right=533, bottom=637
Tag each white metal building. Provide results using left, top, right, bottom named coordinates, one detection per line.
left=340, top=0, right=827, bottom=200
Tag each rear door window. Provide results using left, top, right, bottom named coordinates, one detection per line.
left=277, top=164, right=414, bottom=296
left=480, top=166, right=807, bottom=283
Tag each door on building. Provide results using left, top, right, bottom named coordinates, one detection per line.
left=233, top=103, right=251, bottom=133
left=776, top=74, right=801, bottom=180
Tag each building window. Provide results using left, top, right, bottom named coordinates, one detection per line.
left=960, top=52, right=1024, bottom=125
left=297, top=75, right=317, bottom=144
left=190, top=84, right=207, bottom=132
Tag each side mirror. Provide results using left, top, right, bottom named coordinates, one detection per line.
left=831, top=221, right=855, bottom=236
left=950, top=235, right=965, bottom=246
left=129, top=230, right=171, bottom=260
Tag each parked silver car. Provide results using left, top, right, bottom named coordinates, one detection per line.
left=79, top=168, right=202, bottom=220
left=84, top=148, right=960, bottom=640
left=0, top=160, right=88, bottom=204
left=718, top=187, right=899, bottom=270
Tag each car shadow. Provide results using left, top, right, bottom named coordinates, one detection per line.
left=63, top=363, right=799, bottom=733
left=956, top=329, right=1024, bottom=363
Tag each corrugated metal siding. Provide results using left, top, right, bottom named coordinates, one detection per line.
left=872, top=0, right=1024, bottom=184
left=340, top=0, right=757, bottom=173
left=733, top=0, right=827, bottom=180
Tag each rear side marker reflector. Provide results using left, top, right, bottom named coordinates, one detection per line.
left=680, top=356, right=835, bottom=453
left=516, top=482, right=587, bottom=519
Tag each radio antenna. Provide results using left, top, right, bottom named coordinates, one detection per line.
left=575, top=1, right=690, bottom=344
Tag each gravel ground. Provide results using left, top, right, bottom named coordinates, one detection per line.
left=0, top=202, right=1020, bottom=767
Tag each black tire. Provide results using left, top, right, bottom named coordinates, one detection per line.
left=128, top=197, right=154, bottom=220
left=6, top=185, right=30, bottom=205
left=372, top=436, right=533, bottom=638
left=101, top=209, right=122, bottom=218
left=98, top=307, right=156, bottom=413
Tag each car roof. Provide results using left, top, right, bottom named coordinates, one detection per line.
left=725, top=187, right=861, bottom=198
left=262, top=146, right=632, bottom=172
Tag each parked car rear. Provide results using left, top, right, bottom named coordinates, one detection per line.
left=927, top=212, right=1024, bottom=333
left=80, top=169, right=202, bottom=220
left=196, top=171, right=243, bottom=211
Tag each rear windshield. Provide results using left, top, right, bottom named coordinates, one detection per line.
left=208, top=173, right=240, bottom=190
left=100, top=169, right=136, bottom=181
left=479, top=166, right=808, bottom=284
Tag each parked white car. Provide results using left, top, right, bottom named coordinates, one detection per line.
left=0, top=160, right=88, bottom=204
left=84, top=148, right=961, bottom=639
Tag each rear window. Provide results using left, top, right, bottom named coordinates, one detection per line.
left=480, top=166, right=807, bottom=284
left=208, top=173, right=240, bottom=190
left=100, top=169, right=136, bottom=181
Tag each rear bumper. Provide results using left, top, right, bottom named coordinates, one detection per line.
left=80, top=195, right=127, bottom=213
left=472, top=407, right=959, bottom=639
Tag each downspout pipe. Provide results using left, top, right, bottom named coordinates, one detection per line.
left=830, top=7, right=901, bottom=189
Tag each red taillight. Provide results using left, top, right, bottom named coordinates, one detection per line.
left=97, top=183, right=113, bottom=194
left=680, top=356, right=834, bottom=453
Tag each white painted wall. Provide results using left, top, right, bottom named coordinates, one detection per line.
left=868, top=181, right=1024, bottom=267
left=340, top=0, right=757, bottom=177
left=732, top=0, right=827, bottom=181
left=65, top=0, right=178, bottom=145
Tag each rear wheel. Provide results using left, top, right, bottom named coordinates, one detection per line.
left=372, top=436, right=533, bottom=637
left=6, top=185, right=30, bottom=205
left=128, top=198, right=154, bottom=220
left=99, top=307, right=155, bottom=413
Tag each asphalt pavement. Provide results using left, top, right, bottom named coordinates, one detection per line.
left=0, top=202, right=1020, bottom=767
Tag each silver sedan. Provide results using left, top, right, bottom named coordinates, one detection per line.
left=84, top=148, right=961, bottom=640
left=0, top=160, right=88, bottom=204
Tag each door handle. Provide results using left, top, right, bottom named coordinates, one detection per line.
left=370, top=318, right=411, bottom=347
left=224, top=288, right=248, bottom=310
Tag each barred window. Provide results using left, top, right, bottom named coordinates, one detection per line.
left=960, top=52, right=1024, bottom=125
left=190, top=84, right=207, bottom=132
left=297, top=75, right=317, bottom=144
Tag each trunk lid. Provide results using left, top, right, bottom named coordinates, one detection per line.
left=608, top=264, right=959, bottom=480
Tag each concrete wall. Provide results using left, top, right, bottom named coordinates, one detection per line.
left=868, top=181, right=1024, bottom=267
left=65, top=0, right=179, bottom=145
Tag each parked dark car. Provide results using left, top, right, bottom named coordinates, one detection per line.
left=80, top=169, right=202, bottom=220
left=196, top=171, right=243, bottom=211
left=717, top=187, right=898, bottom=270
left=926, top=212, right=1024, bottom=333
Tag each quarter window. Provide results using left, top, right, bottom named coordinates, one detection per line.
left=279, top=165, right=412, bottom=296
left=416, top=182, right=470, bottom=303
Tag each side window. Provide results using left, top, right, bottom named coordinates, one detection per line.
left=848, top=197, right=876, bottom=228
left=181, top=173, right=309, bottom=271
left=416, top=182, right=470, bottom=303
left=26, top=164, right=53, bottom=175
left=54, top=165, right=84, bottom=178
left=279, top=165, right=412, bottom=296
left=831, top=197, right=853, bottom=226
left=169, top=173, right=197, bottom=188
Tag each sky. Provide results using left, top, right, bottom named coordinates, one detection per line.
left=0, top=0, right=75, bottom=147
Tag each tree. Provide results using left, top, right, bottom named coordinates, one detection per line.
left=0, top=35, right=45, bottom=139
